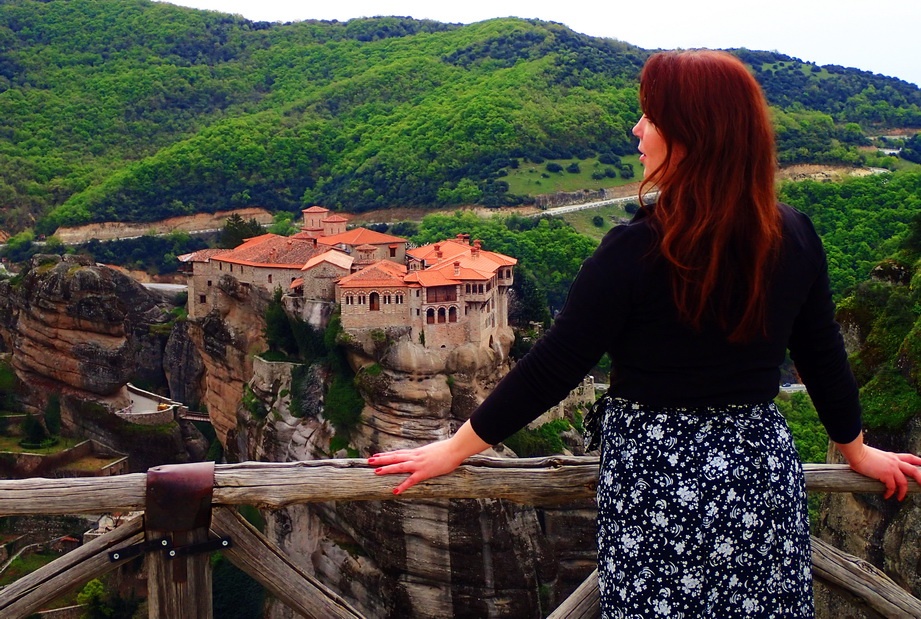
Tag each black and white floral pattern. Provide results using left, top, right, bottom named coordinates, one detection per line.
left=596, top=398, right=814, bottom=618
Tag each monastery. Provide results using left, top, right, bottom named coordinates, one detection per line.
left=180, top=207, right=516, bottom=350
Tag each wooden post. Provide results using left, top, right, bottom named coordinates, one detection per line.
left=146, top=524, right=213, bottom=619
left=143, top=462, right=217, bottom=619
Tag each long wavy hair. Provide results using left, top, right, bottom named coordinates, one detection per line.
left=638, top=50, right=781, bottom=342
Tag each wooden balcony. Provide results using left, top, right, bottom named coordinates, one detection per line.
left=1, top=458, right=919, bottom=618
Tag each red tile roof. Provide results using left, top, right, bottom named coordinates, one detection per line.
left=178, top=248, right=231, bottom=263
left=302, top=206, right=330, bottom=213
left=407, top=239, right=517, bottom=280
left=302, top=250, right=354, bottom=271
left=338, top=260, right=408, bottom=289
left=318, top=228, right=407, bottom=248
left=212, top=234, right=324, bottom=268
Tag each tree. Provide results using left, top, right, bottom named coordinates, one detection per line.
left=77, top=578, right=112, bottom=619
left=264, top=288, right=296, bottom=356
left=566, top=162, right=581, bottom=174
left=545, top=162, right=563, bottom=173
left=20, top=414, right=48, bottom=445
left=219, top=214, right=264, bottom=249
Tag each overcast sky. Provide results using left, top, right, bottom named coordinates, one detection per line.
left=157, top=0, right=921, bottom=88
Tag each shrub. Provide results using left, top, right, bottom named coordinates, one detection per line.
left=324, top=376, right=364, bottom=435
left=566, top=162, right=581, bottom=174
left=592, top=215, right=604, bottom=227
left=545, top=162, right=563, bottom=173
left=503, top=419, right=570, bottom=457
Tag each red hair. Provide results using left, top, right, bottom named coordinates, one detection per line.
left=638, top=50, right=781, bottom=342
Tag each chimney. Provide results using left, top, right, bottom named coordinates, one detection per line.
left=435, top=243, right=442, bottom=259
left=454, top=261, right=460, bottom=276
left=472, top=240, right=481, bottom=258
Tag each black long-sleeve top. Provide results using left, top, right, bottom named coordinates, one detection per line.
left=470, top=203, right=862, bottom=446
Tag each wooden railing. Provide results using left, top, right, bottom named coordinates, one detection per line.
left=1, top=458, right=920, bottom=618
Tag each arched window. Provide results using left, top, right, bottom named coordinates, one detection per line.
left=437, top=308, right=446, bottom=324
left=426, top=308, right=435, bottom=324
left=370, top=292, right=380, bottom=311
left=448, top=307, right=458, bottom=323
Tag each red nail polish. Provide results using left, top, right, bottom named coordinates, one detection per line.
left=375, top=468, right=382, bottom=474
left=393, top=488, right=400, bottom=495
left=368, top=458, right=377, bottom=464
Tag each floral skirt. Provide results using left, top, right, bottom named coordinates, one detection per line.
left=596, top=398, right=814, bottom=618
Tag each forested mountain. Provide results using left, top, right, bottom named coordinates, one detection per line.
left=1, top=0, right=920, bottom=235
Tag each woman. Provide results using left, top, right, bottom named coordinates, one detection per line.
left=368, top=50, right=921, bottom=617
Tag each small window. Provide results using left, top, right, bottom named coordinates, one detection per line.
left=207, top=280, right=212, bottom=287
left=390, top=247, right=397, bottom=257
left=199, top=295, right=206, bottom=304
left=268, top=274, right=273, bottom=284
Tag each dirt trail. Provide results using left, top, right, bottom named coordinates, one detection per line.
left=53, top=207, right=274, bottom=244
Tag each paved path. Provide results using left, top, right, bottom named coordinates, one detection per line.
left=527, top=193, right=655, bottom=218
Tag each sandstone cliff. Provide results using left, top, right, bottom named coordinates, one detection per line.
left=224, top=319, right=596, bottom=618
left=0, top=254, right=203, bottom=470
left=0, top=254, right=168, bottom=409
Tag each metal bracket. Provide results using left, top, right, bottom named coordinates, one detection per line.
left=108, top=537, right=172, bottom=563
left=167, top=536, right=233, bottom=559
left=108, top=462, right=226, bottom=570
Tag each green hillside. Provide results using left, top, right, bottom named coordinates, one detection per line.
left=1, top=0, right=919, bottom=235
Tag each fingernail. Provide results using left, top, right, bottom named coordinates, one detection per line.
left=375, top=468, right=382, bottom=474
left=393, top=488, right=400, bottom=495
left=368, top=458, right=377, bottom=464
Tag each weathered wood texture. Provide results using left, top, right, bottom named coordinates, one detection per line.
left=546, top=569, right=599, bottom=619
left=1, top=460, right=917, bottom=515
left=0, top=515, right=144, bottom=619
left=0, top=472, right=147, bottom=515
left=812, top=536, right=921, bottom=619
left=146, top=526, right=213, bottom=619
left=210, top=507, right=363, bottom=619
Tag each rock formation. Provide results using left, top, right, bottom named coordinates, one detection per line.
left=0, top=254, right=203, bottom=469
left=814, top=260, right=921, bottom=616
left=224, top=318, right=596, bottom=618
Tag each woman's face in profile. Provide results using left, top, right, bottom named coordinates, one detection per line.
left=633, top=115, right=667, bottom=180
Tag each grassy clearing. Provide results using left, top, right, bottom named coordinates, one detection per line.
left=504, top=155, right=641, bottom=196
left=558, top=203, right=633, bottom=242
left=0, top=551, right=58, bottom=586
left=0, top=435, right=81, bottom=454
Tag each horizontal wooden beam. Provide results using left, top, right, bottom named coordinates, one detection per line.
left=0, top=458, right=918, bottom=516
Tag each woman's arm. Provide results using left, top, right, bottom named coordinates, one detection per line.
left=369, top=420, right=490, bottom=495
left=835, top=431, right=921, bottom=501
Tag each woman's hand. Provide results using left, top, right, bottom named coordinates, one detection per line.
left=368, top=421, right=490, bottom=495
left=835, top=432, right=921, bottom=501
